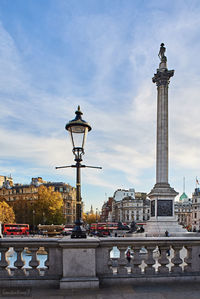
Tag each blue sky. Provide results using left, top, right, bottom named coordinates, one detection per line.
left=0, top=0, right=200, bottom=211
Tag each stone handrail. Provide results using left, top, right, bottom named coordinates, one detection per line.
left=0, top=237, right=62, bottom=288
left=0, top=236, right=200, bottom=289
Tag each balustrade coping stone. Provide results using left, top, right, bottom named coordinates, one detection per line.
left=1, top=236, right=200, bottom=245
left=0, top=236, right=200, bottom=249
left=59, top=238, right=99, bottom=248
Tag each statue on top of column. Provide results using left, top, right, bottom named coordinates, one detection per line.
left=158, top=43, right=167, bottom=62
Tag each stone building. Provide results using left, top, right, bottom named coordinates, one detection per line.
left=0, top=175, right=13, bottom=188
left=0, top=176, right=76, bottom=224
left=101, top=197, right=113, bottom=222
left=111, top=188, right=135, bottom=222
left=174, top=192, right=192, bottom=230
left=192, top=188, right=200, bottom=231
left=108, top=188, right=150, bottom=224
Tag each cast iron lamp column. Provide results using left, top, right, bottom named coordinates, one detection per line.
left=56, top=106, right=101, bottom=238
left=65, top=106, right=91, bottom=238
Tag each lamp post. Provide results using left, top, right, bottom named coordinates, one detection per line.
left=32, top=209, right=35, bottom=234
left=96, top=208, right=98, bottom=223
left=56, top=106, right=102, bottom=238
left=65, top=106, right=91, bottom=238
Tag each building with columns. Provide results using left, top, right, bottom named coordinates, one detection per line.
left=192, top=188, right=200, bottom=231
left=174, top=192, right=192, bottom=230
left=102, top=189, right=150, bottom=224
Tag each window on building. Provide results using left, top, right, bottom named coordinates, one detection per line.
left=195, top=213, right=197, bottom=219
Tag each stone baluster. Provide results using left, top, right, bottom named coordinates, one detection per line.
left=171, top=245, right=183, bottom=273
left=118, top=246, right=129, bottom=274
left=132, top=246, right=142, bottom=274
left=184, top=245, right=192, bottom=273
left=108, top=246, right=120, bottom=275
left=144, top=246, right=156, bottom=275
left=44, top=247, right=49, bottom=272
left=105, top=247, right=114, bottom=274
left=158, top=246, right=170, bottom=274
left=110, top=258, right=118, bottom=275
left=0, top=247, right=10, bottom=277
left=13, top=247, right=26, bottom=277
left=28, top=247, right=40, bottom=277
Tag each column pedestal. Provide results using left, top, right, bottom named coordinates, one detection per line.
left=145, top=184, right=187, bottom=236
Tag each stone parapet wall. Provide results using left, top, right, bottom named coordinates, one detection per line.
left=0, top=236, right=200, bottom=289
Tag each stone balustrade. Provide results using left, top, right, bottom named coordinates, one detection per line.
left=0, top=236, right=200, bottom=289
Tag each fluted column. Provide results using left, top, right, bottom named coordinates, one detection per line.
left=153, top=66, right=174, bottom=184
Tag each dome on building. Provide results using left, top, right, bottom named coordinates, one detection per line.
left=179, top=192, right=188, bottom=202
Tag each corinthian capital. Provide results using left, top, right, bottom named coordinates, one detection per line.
left=152, top=69, right=174, bottom=86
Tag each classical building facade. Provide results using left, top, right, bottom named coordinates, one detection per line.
left=101, top=197, right=113, bottom=222
left=192, top=188, right=200, bottom=231
left=104, top=188, right=150, bottom=224
left=174, top=192, right=192, bottom=230
left=0, top=177, right=76, bottom=224
left=0, top=175, right=13, bottom=188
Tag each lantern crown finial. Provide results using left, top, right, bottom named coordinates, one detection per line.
left=75, top=105, right=83, bottom=118
left=65, top=106, right=92, bottom=133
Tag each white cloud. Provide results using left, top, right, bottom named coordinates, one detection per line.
left=0, top=2, right=200, bottom=209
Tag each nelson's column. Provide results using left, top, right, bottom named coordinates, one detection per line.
left=145, top=43, right=186, bottom=235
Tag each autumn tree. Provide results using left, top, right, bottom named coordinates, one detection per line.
left=83, top=212, right=100, bottom=224
left=0, top=201, right=15, bottom=223
left=12, top=198, right=33, bottom=224
left=34, top=185, right=64, bottom=225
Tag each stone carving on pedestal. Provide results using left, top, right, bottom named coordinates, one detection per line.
left=157, top=200, right=172, bottom=217
left=151, top=200, right=155, bottom=217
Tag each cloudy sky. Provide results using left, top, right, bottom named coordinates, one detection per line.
left=0, top=0, right=200, bottom=211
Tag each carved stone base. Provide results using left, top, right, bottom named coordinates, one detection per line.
left=144, top=219, right=187, bottom=236
left=148, top=183, right=178, bottom=198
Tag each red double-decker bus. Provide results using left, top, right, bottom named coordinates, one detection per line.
left=3, top=224, right=29, bottom=236
left=90, top=222, right=118, bottom=231
left=90, top=222, right=118, bottom=236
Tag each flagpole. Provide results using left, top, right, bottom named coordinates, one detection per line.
left=183, top=176, right=185, bottom=193
left=196, top=177, right=199, bottom=188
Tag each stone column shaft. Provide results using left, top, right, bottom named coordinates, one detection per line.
left=156, top=84, right=168, bottom=183
left=152, top=66, right=174, bottom=185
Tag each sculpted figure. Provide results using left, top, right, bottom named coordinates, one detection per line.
left=158, top=43, right=167, bottom=62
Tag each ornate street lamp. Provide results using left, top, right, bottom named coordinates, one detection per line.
left=56, top=106, right=101, bottom=238
left=65, top=106, right=91, bottom=238
left=65, top=105, right=91, bottom=157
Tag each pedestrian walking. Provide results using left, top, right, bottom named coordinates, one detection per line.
left=126, top=249, right=131, bottom=263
